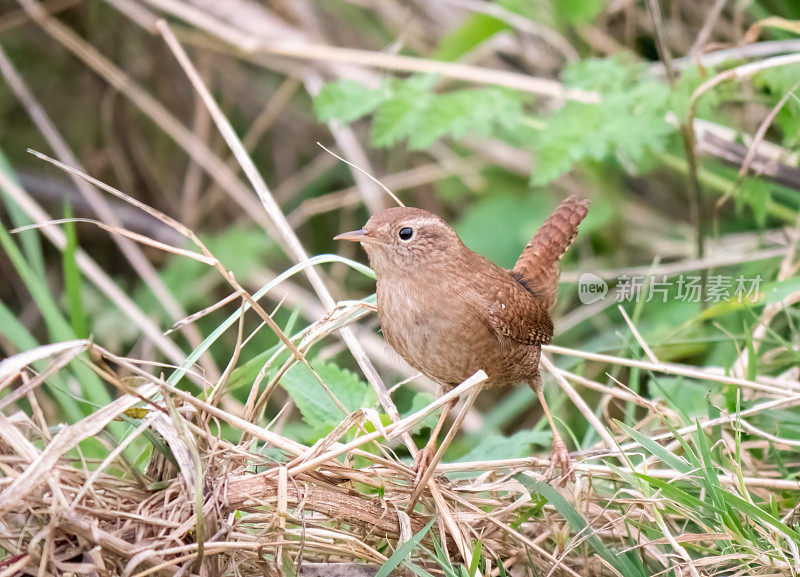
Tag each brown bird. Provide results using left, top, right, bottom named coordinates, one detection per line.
left=335, top=195, right=590, bottom=483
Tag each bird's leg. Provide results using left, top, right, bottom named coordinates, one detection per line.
left=530, top=374, right=574, bottom=485
left=413, top=397, right=455, bottom=485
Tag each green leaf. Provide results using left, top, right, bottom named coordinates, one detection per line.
left=371, top=77, right=436, bottom=147
left=533, top=56, right=673, bottom=185
left=408, top=89, right=524, bottom=150
left=718, top=491, right=800, bottom=542
left=314, top=79, right=391, bottom=124
left=457, top=430, right=551, bottom=463
left=615, top=420, right=692, bottom=474
left=517, top=474, right=649, bottom=577
left=375, top=518, right=436, bottom=577
left=467, top=540, right=483, bottom=577
left=0, top=147, right=46, bottom=281
left=63, top=205, right=89, bottom=339
left=0, top=220, right=110, bottom=420
left=434, top=14, right=507, bottom=61
left=738, top=177, right=770, bottom=227
left=553, top=0, right=605, bottom=25
left=634, top=473, right=722, bottom=521
left=754, top=62, right=800, bottom=97
left=405, top=392, right=440, bottom=434
left=280, top=360, right=377, bottom=434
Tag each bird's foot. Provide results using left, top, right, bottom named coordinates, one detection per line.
left=546, top=439, right=575, bottom=487
left=413, top=445, right=436, bottom=487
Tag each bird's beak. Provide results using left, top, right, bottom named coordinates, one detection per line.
left=334, top=229, right=369, bottom=242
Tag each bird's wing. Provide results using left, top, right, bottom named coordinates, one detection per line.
left=512, top=196, right=590, bottom=310
left=485, top=282, right=554, bottom=345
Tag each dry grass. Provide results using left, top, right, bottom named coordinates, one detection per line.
left=2, top=330, right=799, bottom=576
left=1, top=1, right=800, bottom=576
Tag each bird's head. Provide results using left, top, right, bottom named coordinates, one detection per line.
left=334, top=207, right=464, bottom=275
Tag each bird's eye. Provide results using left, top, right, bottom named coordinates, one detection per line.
left=398, top=227, right=414, bottom=241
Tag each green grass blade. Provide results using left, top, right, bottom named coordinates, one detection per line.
left=0, top=147, right=45, bottom=280
left=616, top=420, right=692, bottom=474
left=166, top=254, right=375, bottom=387
left=635, top=473, right=722, bottom=521
left=517, top=474, right=649, bottom=577
left=62, top=205, right=89, bottom=339
left=375, top=518, right=436, bottom=577
left=0, top=220, right=111, bottom=419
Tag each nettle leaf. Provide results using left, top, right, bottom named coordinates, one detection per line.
left=405, top=392, right=440, bottom=434
left=458, top=430, right=552, bottom=463
left=532, top=56, right=673, bottom=185
left=671, top=64, right=719, bottom=123
left=753, top=63, right=800, bottom=147
left=408, top=88, right=525, bottom=149
left=280, top=360, right=377, bottom=435
left=314, top=75, right=526, bottom=150
left=314, top=79, right=391, bottom=124
left=738, top=177, right=771, bottom=227
left=371, top=85, right=435, bottom=147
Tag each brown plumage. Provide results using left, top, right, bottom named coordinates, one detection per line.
left=335, top=196, right=590, bottom=483
left=513, top=195, right=591, bottom=310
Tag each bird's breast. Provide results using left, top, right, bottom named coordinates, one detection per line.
left=375, top=273, right=533, bottom=387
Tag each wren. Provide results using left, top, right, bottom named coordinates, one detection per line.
left=335, top=196, right=590, bottom=482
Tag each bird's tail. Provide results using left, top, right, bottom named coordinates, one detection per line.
left=512, top=196, right=590, bottom=310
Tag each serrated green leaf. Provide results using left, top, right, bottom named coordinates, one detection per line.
left=314, top=79, right=390, bottom=124
left=533, top=55, right=673, bottom=185
left=409, top=88, right=524, bottom=150
left=371, top=86, right=434, bottom=147
left=280, top=360, right=377, bottom=434
left=457, top=430, right=551, bottom=463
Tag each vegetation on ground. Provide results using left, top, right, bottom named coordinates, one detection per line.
left=1, top=1, right=799, bottom=576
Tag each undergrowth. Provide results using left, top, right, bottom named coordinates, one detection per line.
left=1, top=1, right=800, bottom=576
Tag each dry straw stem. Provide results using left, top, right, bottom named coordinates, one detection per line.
left=1, top=334, right=798, bottom=576
left=134, top=0, right=598, bottom=103
left=731, top=213, right=800, bottom=379
left=0, top=155, right=190, bottom=368
left=0, top=45, right=218, bottom=380
left=690, top=51, right=800, bottom=122
left=543, top=344, right=800, bottom=396
left=26, top=150, right=306, bottom=367
left=153, top=19, right=412, bottom=456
